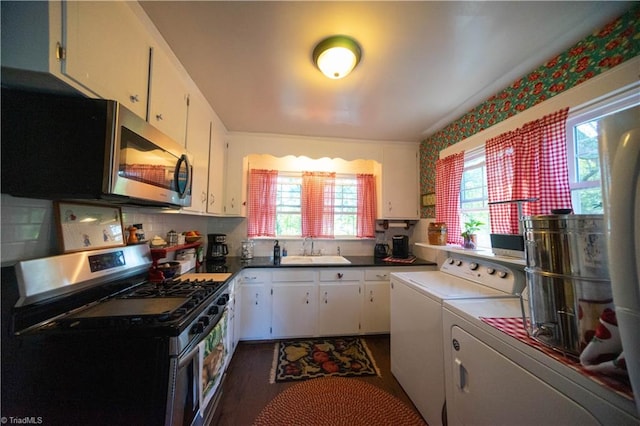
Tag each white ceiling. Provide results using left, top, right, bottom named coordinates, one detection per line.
left=139, top=1, right=632, bottom=143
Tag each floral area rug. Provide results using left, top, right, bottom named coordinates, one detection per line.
left=269, top=337, right=380, bottom=383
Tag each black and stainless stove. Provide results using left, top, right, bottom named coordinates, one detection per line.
left=3, top=244, right=232, bottom=426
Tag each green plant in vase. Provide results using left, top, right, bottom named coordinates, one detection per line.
left=461, top=218, right=484, bottom=249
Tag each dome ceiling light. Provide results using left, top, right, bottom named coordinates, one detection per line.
left=312, top=35, right=362, bottom=79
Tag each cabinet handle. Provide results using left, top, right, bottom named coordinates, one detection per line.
left=370, top=290, right=374, bottom=302
left=129, top=94, right=139, bottom=103
left=209, top=194, right=215, bottom=205
left=376, top=274, right=388, bottom=279
left=337, top=273, right=343, bottom=279
left=324, top=291, right=328, bottom=304
left=305, top=292, right=309, bottom=304
left=156, top=113, right=164, bottom=121
left=201, top=191, right=207, bottom=204
left=255, top=292, right=259, bottom=305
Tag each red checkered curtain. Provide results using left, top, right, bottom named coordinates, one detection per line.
left=356, top=174, right=377, bottom=238
left=247, top=169, right=278, bottom=237
left=486, top=108, right=572, bottom=234
left=301, top=172, right=335, bottom=238
left=435, top=152, right=465, bottom=245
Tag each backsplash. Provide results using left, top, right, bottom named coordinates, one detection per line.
left=1, top=195, right=423, bottom=265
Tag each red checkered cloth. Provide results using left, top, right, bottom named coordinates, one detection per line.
left=485, top=108, right=572, bottom=234
left=435, top=152, right=465, bottom=245
left=382, top=256, right=416, bottom=264
left=480, top=317, right=633, bottom=401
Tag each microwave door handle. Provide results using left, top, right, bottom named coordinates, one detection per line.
left=175, top=154, right=192, bottom=199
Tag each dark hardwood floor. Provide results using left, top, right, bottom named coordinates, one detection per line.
left=210, top=334, right=424, bottom=425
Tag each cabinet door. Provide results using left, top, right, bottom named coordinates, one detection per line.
left=63, top=1, right=150, bottom=117
left=238, top=284, right=271, bottom=340
left=184, top=92, right=212, bottom=214
left=224, top=141, right=247, bottom=216
left=380, top=144, right=419, bottom=219
left=148, top=46, right=189, bottom=145
left=447, top=326, right=599, bottom=426
left=362, top=281, right=390, bottom=333
left=207, top=118, right=226, bottom=215
left=272, top=284, right=318, bottom=338
left=318, top=283, right=361, bottom=336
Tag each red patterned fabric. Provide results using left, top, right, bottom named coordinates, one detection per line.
left=485, top=108, right=572, bottom=234
left=356, top=174, right=377, bottom=238
left=480, top=317, right=633, bottom=400
left=247, top=169, right=278, bottom=237
left=435, top=152, right=465, bottom=245
left=301, top=172, right=335, bottom=238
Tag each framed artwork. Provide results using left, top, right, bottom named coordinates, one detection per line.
left=54, top=201, right=125, bottom=253
left=421, top=193, right=436, bottom=207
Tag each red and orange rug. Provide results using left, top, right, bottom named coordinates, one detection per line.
left=269, top=337, right=380, bottom=383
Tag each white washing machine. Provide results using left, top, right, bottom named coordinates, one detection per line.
left=443, top=298, right=639, bottom=425
left=390, top=256, right=525, bottom=426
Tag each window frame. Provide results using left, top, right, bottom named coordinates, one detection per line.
left=565, top=87, right=639, bottom=213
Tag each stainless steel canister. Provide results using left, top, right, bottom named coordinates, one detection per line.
left=522, top=214, right=613, bottom=357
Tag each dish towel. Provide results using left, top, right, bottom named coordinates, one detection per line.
left=579, top=308, right=627, bottom=376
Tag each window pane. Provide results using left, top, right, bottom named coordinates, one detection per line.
left=574, top=121, right=601, bottom=183
left=334, top=177, right=357, bottom=236
left=572, top=187, right=603, bottom=214
left=276, top=176, right=301, bottom=236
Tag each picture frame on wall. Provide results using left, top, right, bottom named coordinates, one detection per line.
left=421, top=193, right=436, bottom=207
left=54, top=201, right=125, bottom=253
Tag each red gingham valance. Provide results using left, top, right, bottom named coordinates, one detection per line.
left=485, top=107, right=572, bottom=234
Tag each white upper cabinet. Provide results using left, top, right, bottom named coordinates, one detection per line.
left=207, top=118, right=226, bottom=215
left=184, top=92, right=212, bottom=214
left=224, top=141, right=248, bottom=217
left=2, top=1, right=151, bottom=118
left=148, top=46, right=190, bottom=146
left=380, top=144, right=420, bottom=219
left=63, top=1, right=151, bottom=118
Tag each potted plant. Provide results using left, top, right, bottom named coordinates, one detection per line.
left=461, top=218, right=484, bottom=249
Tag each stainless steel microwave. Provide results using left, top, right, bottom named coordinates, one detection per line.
left=1, top=89, right=192, bottom=208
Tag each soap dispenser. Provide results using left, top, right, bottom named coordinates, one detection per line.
left=273, top=240, right=281, bottom=265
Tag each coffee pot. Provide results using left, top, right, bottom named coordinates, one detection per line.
left=206, top=234, right=229, bottom=261
left=374, top=242, right=389, bottom=259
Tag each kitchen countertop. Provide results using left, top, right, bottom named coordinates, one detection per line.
left=198, top=255, right=436, bottom=276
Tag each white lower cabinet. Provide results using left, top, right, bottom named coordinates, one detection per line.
left=237, top=266, right=433, bottom=340
left=318, top=270, right=363, bottom=336
left=237, top=270, right=271, bottom=340
left=362, top=269, right=392, bottom=334
left=271, top=270, right=317, bottom=338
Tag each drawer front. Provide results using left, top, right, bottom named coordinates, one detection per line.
left=272, top=269, right=315, bottom=282
left=319, top=269, right=363, bottom=282
left=241, top=269, right=271, bottom=284
left=364, top=269, right=391, bottom=281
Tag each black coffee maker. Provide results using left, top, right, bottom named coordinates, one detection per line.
left=207, top=234, right=229, bottom=262
left=392, top=235, right=409, bottom=259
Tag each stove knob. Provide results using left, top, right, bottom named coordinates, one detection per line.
left=199, top=316, right=211, bottom=327
left=190, top=322, right=204, bottom=334
left=487, top=268, right=496, bottom=275
left=498, top=271, right=508, bottom=278
left=208, top=306, right=219, bottom=315
left=455, top=260, right=462, bottom=266
left=469, top=262, right=479, bottom=270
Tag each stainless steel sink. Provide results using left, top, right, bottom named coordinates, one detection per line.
left=280, top=255, right=351, bottom=265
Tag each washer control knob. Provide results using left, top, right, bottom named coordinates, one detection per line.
left=469, top=262, right=479, bottom=270
left=487, top=268, right=496, bottom=275
left=455, top=260, right=463, bottom=266
left=498, top=271, right=508, bottom=278
left=448, top=258, right=455, bottom=264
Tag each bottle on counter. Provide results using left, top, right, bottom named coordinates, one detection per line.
left=273, top=240, right=281, bottom=265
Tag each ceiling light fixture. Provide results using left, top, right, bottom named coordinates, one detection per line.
left=312, top=35, right=362, bottom=80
